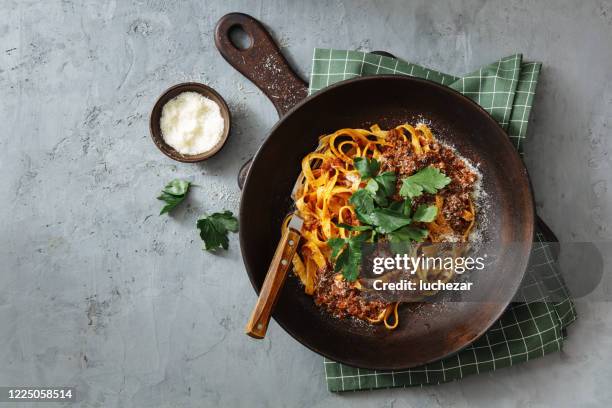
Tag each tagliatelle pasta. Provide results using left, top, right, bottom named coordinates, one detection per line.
left=283, top=123, right=478, bottom=329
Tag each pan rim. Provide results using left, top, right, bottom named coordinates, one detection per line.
left=239, top=74, right=535, bottom=370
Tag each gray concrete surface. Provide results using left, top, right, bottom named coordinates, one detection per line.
left=1, top=0, right=611, bottom=406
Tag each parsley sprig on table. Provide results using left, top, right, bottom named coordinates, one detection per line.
left=156, top=179, right=239, bottom=252
left=158, top=179, right=191, bottom=215
left=328, top=157, right=451, bottom=281
left=196, top=211, right=239, bottom=251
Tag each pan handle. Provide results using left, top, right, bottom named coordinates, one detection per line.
left=215, top=13, right=308, bottom=116
left=245, top=226, right=301, bottom=339
left=234, top=50, right=398, bottom=190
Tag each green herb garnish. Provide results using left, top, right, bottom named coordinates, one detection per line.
left=369, top=208, right=412, bottom=234
left=353, top=157, right=380, bottom=178
left=335, top=222, right=373, bottom=232
left=158, top=179, right=191, bottom=215
left=330, top=162, right=451, bottom=281
left=349, top=189, right=376, bottom=223
left=196, top=211, right=239, bottom=251
left=387, top=198, right=412, bottom=216
left=327, top=232, right=371, bottom=282
left=399, top=166, right=451, bottom=199
left=373, top=171, right=396, bottom=197
left=387, top=225, right=429, bottom=243
left=412, top=204, right=438, bottom=223
left=364, top=172, right=397, bottom=207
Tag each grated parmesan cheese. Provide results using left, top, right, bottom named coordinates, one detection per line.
left=160, top=92, right=224, bottom=155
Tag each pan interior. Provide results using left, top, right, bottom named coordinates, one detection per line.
left=239, top=75, right=533, bottom=370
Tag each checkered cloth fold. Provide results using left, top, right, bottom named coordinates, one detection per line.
left=309, top=49, right=577, bottom=392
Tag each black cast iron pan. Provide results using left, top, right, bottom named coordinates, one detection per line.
left=215, top=13, right=535, bottom=370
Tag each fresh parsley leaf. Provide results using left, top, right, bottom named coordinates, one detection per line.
left=369, top=208, right=412, bottom=234
left=335, top=222, right=373, bottom=232
left=365, top=178, right=388, bottom=206
left=388, top=198, right=412, bottom=216
left=349, top=189, right=376, bottom=224
left=196, top=211, right=239, bottom=251
left=158, top=179, right=191, bottom=215
left=412, top=204, right=438, bottom=223
left=398, top=180, right=422, bottom=199
left=387, top=225, right=429, bottom=243
left=373, top=171, right=396, bottom=197
left=341, top=238, right=364, bottom=281
left=349, top=189, right=375, bottom=213
left=353, top=157, right=380, bottom=178
left=364, top=178, right=379, bottom=194
left=163, top=179, right=191, bottom=196
left=364, top=171, right=397, bottom=207
left=399, top=166, right=451, bottom=199
left=333, top=245, right=349, bottom=272
left=157, top=192, right=184, bottom=215
left=327, top=232, right=370, bottom=282
left=327, top=237, right=346, bottom=258
left=340, top=166, right=444, bottom=274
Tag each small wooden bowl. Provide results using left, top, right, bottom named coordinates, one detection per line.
left=149, top=82, right=231, bottom=162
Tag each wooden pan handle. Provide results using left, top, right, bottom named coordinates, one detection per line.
left=245, top=227, right=301, bottom=339
left=215, top=13, right=308, bottom=116
left=230, top=47, right=399, bottom=190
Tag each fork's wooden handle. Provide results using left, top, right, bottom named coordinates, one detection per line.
left=245, top=227, right=301, bottom=339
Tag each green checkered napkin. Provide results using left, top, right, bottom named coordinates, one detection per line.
left=309, top=49, right=577, bottom=392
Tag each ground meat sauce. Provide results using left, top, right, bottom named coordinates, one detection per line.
left=314, top=267, right=388, bottom=320
left=380, top=128, right=477, bottom=236
left=309, top=126, right=477, bottom=323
